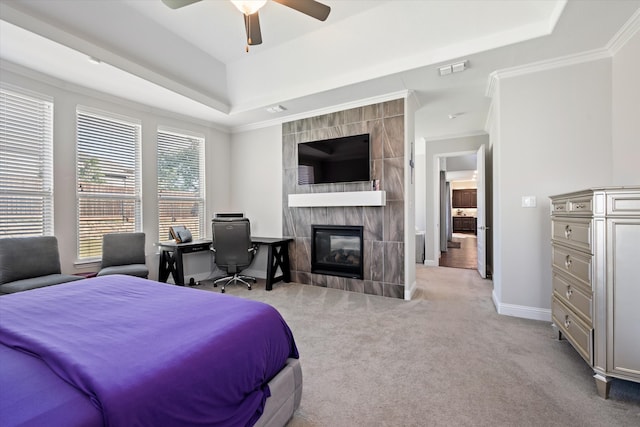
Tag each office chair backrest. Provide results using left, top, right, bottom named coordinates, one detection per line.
left=101, top=232, right=146, bottom=268
left=212, top=218, right=253, bottom=270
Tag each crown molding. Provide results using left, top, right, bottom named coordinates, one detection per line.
left=486, top=8, right=640, bottom=97
left=607, top=7, right=640, bottom=56
left=230, top=90, right=411, bottom=134
left=485, top=48, right=611, bottom=98
left=484, top=98, right=495, bottom=134
left=0, top=60, right=231, bottom=134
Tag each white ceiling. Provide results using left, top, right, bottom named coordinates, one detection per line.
left=1, top=0, right=638, bottom=137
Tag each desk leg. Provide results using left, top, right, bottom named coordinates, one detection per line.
left=266, top=245, right=275, bottom=291
left=175, top=250, right=185, bottom=286
left=158, top=250, right=170, bottom=282
left=265, top=242, right=292, bottom=291
left=279, top=242, right=291, bottom=283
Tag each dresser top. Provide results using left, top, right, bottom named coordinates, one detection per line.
left=550, top=186, right=640, bottom=199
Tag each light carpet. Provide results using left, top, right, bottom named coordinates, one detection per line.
left=196, top=266, right=640, bottom=426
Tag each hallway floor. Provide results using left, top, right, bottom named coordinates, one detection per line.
left=439, top=232, right=477, bottom=269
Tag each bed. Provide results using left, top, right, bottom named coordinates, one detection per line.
left=0, top=274, right=301, bottom=427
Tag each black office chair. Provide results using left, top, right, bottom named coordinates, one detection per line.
left=96, top=232, right=149, bottom=278
left=211, top=218, right=257, bottom=293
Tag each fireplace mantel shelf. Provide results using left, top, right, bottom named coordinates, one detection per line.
left=288, top=191, right=386, bottom=207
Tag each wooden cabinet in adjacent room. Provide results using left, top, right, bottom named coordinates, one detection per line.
left=549, top=187, right=640, bottom=399
left=452, top=189, right=477, bottom=208
left=452, top=216, right=476, bottom=234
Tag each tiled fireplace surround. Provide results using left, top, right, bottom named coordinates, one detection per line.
left=282, top=99, right=405, bottom=298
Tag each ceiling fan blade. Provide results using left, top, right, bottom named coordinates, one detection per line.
left=161, top=0, right=202, bottom=10
left=273, top=0, right=331, bottom=21
left=244, top=12, right=263, bottom=45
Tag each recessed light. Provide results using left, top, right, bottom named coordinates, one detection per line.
left=88, top=56, right=102, bottom=65
left=266, top=105, right=287, bottom=113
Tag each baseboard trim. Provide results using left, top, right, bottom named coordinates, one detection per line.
left=423, top=259, right=438, bottom=267
left=492, top=290, right=551, bottom=322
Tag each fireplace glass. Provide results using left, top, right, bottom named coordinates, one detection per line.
left=311, top=225, right=364, bottom=279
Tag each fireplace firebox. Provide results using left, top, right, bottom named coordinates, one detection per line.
left=311, top=225, right=364, bottom=279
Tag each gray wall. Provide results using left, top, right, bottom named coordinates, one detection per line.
left=612, top=28, right=640, bottom=185
left=282, top=99, right=406, bottom=298
left=491, top=58, right=613, bottom=317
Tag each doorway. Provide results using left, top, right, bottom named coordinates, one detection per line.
left=432, top=144, right=488, bottom=277
left=440, top=177, right=478, bottom=270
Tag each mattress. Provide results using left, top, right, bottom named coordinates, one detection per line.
left=0, top=275, right=301, bottom=426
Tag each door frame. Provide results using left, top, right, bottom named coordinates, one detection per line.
left=432, top=149, right=487, bottom=273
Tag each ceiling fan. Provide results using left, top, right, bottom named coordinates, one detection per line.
left=161, top=0, right=331, bottom=51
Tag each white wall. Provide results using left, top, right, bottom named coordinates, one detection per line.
left=0, top=66, right=232, bottom=279
left=404, top=96, right=418, bottom=299
left=612, top=29, right=640, bottom=185
left=491, top=58, right=613, bottom=319
left=229, top=125, right=283, bottom=237
left=414, top=139, right=426, bottom=232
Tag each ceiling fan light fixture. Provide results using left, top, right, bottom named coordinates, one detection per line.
left=231, top=0, right=267, bottom=15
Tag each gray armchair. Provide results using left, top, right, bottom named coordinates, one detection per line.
left=211, top=218, right=257, bottom=293
left=96, top=232, right=149, bottom=278
left=0, top=236, right=83, bottom=294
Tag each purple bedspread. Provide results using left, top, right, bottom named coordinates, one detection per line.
left=0, top=275, right=298, bottom=426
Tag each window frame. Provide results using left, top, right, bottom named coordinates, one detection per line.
left=0, top=83, right=54, bottom=238
left=75, top=107, right=142, bottom=260
left=157, top=127, right=206, bottom=240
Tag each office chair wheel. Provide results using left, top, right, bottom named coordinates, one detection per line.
left=248, top=284, right=252, bottom=291
left=213, top=283, right=217, bottom=287
left=221, top=288, right=225, bottom=293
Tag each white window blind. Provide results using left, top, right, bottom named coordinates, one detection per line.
left=76, top=108, right=141, bottom=259
left=157, top=129, right=205, bottom=240
left=0, top=85, right=54, bottom=237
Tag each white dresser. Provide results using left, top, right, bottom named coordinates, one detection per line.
left=550, top=187, right=640, bottom=398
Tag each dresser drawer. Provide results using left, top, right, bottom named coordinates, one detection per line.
left=551, top=199, right=568, bottom=214
left=552, top=270, right=592, bottom=325
left=568, top=195, right=593, bottom=214
left=551, top=218, right=592, bottom=253
left=553, top=297, right=593, bottom=364
left=552, top=244, right=592, bottom=288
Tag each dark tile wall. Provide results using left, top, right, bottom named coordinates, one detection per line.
left=282, top=99, right=405, bottom=298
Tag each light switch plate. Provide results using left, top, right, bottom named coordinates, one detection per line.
left=522, top=196, right=537, bottom=208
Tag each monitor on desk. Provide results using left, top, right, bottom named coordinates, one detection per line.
left=214, top=212, right=244, bottom=218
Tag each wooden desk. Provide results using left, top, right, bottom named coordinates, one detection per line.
left=157, top=239, right=212, bottom=286
left=157, top=237, right=293, bottom=290
left=252, top=237, right=293, bottom=291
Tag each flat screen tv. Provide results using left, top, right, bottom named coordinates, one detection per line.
left=297, top=133, right=370, bottom=185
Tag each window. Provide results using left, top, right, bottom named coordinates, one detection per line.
left=0, top=85, right=53, bottom=237
left=157, top=128, right=205, bottom=240
left=76, top=108, right=141, bottom=259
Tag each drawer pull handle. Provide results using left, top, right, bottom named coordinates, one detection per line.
left=565, top=255, right=572, bottom=269
left=566, top=286, right=573, bottom=299
left=564, top=225, right=572, bottom=238
left=564, top=315, right=571, bottom=329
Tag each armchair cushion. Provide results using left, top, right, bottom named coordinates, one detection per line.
left=0, top=274, right=83, bottom=294
left=97, top=265, right=148, bottom=278
left=0, top=236, right=62, bottom=285
left=101, top=233, right=146, bottom=268
left=0, top=236, right=83, bottom=294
